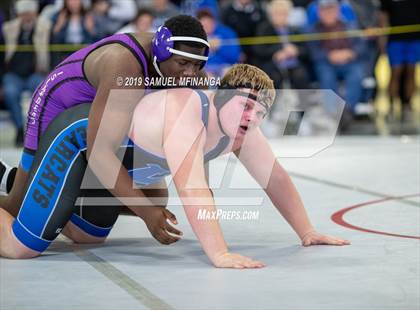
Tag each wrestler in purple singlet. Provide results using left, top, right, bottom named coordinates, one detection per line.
left=25, top=33, right=150, bottom=152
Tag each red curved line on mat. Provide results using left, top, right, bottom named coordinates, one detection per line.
left=331, top=194, right=420, bottom=240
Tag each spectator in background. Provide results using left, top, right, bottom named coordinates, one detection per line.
left=38, top=0, right=57, bottom=12
left=0, top=9, right=5, bottom=109
left=379, top=0, right=420, bottom=121
left=149, top=0, right=180, bottom=30
left=306, top=0, right=356, bottom=26
left=50, top=0, right=95, bottom=68
left=288, top=0, right=309, bottom=28
left=221, top=0, right=265, bottom=65
left=349, top=0, right=380, bottom=108
left=117, top=8, right=155, bottom=34
left=39, top=0, right=65, bottom=21
left=0, top=9, right=4, bottom=47
left=181, top=0, right=219, bottom=19
left=2, top=0, right=51, bottom=146
left=197, top=9, right=240, bottom=77
left=91, top=0, right=121, bottom=40
left=307, top=0, right=365, bottom=117
left=254, top=0, right=309, bottom=89
left=292, top=0, right=312, bottom=7
left=39, top=0, right=91, bottom=21
left=107, top=0, right=137, bottom=28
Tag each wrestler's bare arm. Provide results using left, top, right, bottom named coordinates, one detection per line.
left=234, top=129, right=314, bottom=239
left=163, top=90, right=264, bottom=268
left=234, top=129, right=350, bottom=246
left=85, top=46, right=148, bottom=202
left=86, top=50, right=181, bottom=245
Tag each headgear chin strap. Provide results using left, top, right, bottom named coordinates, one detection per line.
left=152, top=26, right=210, bottom=77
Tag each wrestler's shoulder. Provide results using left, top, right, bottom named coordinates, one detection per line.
left=87, top=33, right=153, bottom=76
left=168, top=88, right=202, bottom=104
left=141, top=88, right=201, bottom=111
left=99, top=44, right=139, bottom=64
left=102, top=32, right=153, bottom=60
left=101, top=32, right=152, bottom=52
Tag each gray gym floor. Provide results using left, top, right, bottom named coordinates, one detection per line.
left=1, top=133, right=419, bottom=310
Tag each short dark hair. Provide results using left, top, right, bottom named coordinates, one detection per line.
left=164, top=15, right=208, bottom=49
left=135, top=8, right=154, bottom=21
left=196, top=8, right=214, bottom=20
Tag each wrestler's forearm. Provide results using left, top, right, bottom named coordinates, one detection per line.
left=88, top=151, right=152, bottom=214
left=266, top=163, right=314, bottom=239
left=181, top=190, right=228, bottom=263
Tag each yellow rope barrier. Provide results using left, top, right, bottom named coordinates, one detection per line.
left=0, top=24, right=419, bottom=52
left=228, top=24, right=420, bottom=46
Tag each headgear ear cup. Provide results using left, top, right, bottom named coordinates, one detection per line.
left=152, top=26, right=174, bottom=62
left=200, top=48, right=209, bottom=69
left=151, top=26, right=210, bottom=76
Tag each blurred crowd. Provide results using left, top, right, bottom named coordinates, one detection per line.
left=0, top=0, right=419, bottom=145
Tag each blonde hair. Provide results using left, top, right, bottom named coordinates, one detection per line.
left=220, top=64, right=276, bottom=109
left=267, top=0, right=293, bottom=12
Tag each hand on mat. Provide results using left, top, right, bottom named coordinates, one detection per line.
left=301, top=230, right=350, bottom=247
left=141, top=207, right=183, bottom=245
left=212, top=252, right=266, bottom=269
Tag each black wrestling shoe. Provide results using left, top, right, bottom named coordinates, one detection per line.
left=0, top=159, right=17, bottom=195
left=0, top=159, right=8, bottom=195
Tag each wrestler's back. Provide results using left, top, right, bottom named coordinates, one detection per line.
left=129, top=89, right=232, bottom=159
left=83, top=33, right=154, bottom=88
left=25, top=32, right=153, bottom=151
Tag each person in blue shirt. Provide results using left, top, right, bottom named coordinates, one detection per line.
left=197, top=9, right=241, bottom=78
left=307, top=0, right=365, bottom=117
left=306, top=0, right=356, bottom=26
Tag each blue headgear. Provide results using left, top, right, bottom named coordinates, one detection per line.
left=152, top=26, right=210, bottom=77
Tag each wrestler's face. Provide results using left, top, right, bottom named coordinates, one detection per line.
left=159, top=44, right=206, bottom=81
left=218, top=89, right=267, bottom=141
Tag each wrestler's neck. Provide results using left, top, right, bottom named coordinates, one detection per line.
left=127, top=32, right=158, bottom=76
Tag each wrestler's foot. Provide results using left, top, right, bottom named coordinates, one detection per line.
left=0, top=208, right=40, bottom=259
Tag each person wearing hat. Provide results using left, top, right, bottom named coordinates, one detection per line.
left=2, top=0, right=51, bottom=146
left=307, top=0, right=365, bottom=120
left=306, top=0, right=357, bottom=26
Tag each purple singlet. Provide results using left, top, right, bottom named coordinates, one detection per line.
left=24, top=33, right=150, bottom=151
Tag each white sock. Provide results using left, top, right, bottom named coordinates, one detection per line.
left=0, top=160, right=15, bottom=194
